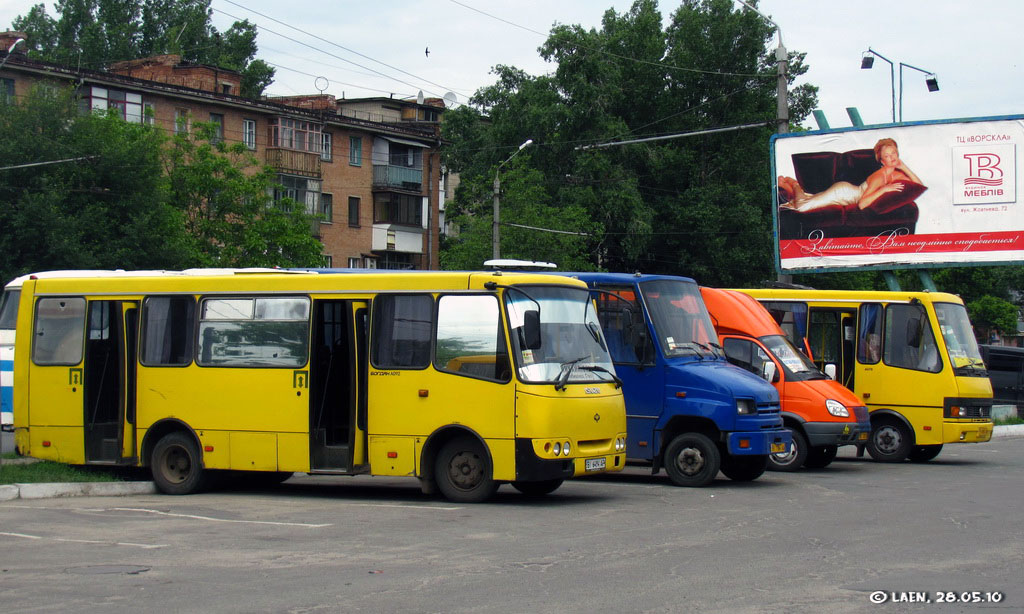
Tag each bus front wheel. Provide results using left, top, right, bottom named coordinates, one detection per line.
left=867, top=420, right=912, bottom=463
left=434, top=437, right=498, bottom=503
left=663, top=433, right=720, bottom=487
left=151, top=432, right=207, bottom=495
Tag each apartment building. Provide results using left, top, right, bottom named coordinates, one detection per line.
left=0, top=31, right=444, bottom=270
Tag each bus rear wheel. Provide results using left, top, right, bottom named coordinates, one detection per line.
left=434, top=437, right=498, bottom=503
left=663, top=433, right=720, bottom=487
left=511, top=479, right=563, bottom=497
left=866, top=420, right=912, bottom=463
left=151, top=432, right=207, bottom=495
left=908, top=444, right=943, bottom=462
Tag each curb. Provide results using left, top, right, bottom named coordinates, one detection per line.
left=0, top=481, right=156, bottom=501
left=992, top=424, right=1024, bottom=439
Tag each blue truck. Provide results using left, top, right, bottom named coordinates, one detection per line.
left=569, top=272, right=791, bottom=486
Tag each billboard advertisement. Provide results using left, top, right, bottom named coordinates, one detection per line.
left=772, top=115, right=1023, bottom=272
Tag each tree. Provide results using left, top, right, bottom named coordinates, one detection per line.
left=441, top=0, right=817, bottom=283
left=0, top=85, right=191, bottom=283
left=11, top=0, right=275, bottom=98
left=164, top=121, right=325, bottom=268
left=967, top=295, right=1019, bottom=343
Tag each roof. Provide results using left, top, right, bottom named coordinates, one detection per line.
left=700, top=287, right=783, bottom=338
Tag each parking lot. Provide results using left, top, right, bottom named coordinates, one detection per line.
left=1, top=438, right=1022, bottom=614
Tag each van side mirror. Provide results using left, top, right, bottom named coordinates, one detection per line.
left=523, top=310, right=542, bottom=350
left=906, top=317, right=922, bottom=348
left=762, top=361, right=778, bottom=383
left=824, top=363, right=837, bottom=380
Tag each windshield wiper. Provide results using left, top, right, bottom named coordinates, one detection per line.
left=555, top=356, right=589, bottom=391
left=578, top=365, right=623, bottom=388
left=672, top=342, right=708, bottom=360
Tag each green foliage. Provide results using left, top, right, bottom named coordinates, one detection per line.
left=967, top=295, right=1019, bottom=338
left=0, top=460, right=122, bottom=484
left=440, top=0, right=818, bottom=283
left=0, top=85, right=190, bottom=283
left=11, top=0, right=275, bottom=98
left=164, top=121, right=326, bottom=268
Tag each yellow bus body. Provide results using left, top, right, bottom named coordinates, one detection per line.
left=13, top=270, right=626, bottom=501
left=736, top=289, right=993, bottom=461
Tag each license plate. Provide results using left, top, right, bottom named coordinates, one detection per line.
left=858, top=432, right=869, bottom=441
left=978, top=427, right=991, bottom=439
left=770, top=442, right=786, bottom=453
left=584, top=457, right=606, bottom=472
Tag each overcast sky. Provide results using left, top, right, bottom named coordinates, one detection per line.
left=2, top=0, right=1021, bottom=131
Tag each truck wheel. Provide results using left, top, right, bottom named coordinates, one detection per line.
left=434, top=436, right=498, bottom=503
left=663, top=433, right=720, bottom=487
left=804, top=445, right=838, bottom=469
left=720, top=454, right=768, bottom=482
left=908, top=444, right=942, bottom=462
left=866, top=419, right=912, bottom=462
left=767, top=428, right=806, bottom=472
left=151, top=432, right=207, bottom=495
left=511, top=479, right=563, bottom=497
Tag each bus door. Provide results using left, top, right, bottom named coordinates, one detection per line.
left=84, top=300, right=138, bottom=464
left=309, top=299, right=368, bottom=472
left=807, top=307, right=857, bottom=390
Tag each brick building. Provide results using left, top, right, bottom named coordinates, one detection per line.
left=0, top=31, right=445, bottom=269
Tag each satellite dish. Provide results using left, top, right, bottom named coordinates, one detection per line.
left=416, top=90, right=425, bottom=105
left=443, top=91, right=457, bottom=107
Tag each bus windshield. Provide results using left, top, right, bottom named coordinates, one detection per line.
left=934, top=302, right=986, bottom=373
left=760, top=334, right=827, bottom=381
left=640, top=279, right=719, bottom=359
left=506, top=285, right=616, bottom=385
left=0, top=289, right=20, bottom=330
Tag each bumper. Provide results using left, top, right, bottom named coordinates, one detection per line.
left=942, top=421, right=993, bottom=444
left=725, top=429, right=792, bottom=456
left=514, top=439, right=624, bottom=480
left=804, top=420, right=871, bottom=447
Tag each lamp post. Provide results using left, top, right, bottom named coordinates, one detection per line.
left=737, top=1, right=787, bottom=134
left=492, top=139, right=533, bottom=260
left=0, top=37, right=26, bottom=71
left=899, top=62, right=939, bottom=122
left=860, top=47, right=896, bottom=123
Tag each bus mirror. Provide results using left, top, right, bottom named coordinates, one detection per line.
left=762, top=361, right=778, bottom=383
left=523, top=310, right=542, bottom=350
left=906, top=318, right=922, bottom=348
left=824, top=363, right=837, bottom=380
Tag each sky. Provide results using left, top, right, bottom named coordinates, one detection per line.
left=1, top=0, right=1022, bottom=131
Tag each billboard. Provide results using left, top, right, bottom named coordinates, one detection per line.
left=772, top=115, right=1023, bottom=272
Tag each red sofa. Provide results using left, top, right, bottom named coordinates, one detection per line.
left=778, top=149, right=924, bottom=240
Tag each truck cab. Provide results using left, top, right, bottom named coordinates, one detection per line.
left=701, top=287, right=870, bottom=471
left=570, top=273, right=790, bottom=486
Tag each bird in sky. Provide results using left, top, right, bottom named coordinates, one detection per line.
left=425, top=47, right=430, bottom=57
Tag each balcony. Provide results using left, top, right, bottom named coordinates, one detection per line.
left=373, top=164, right=422, bottom=191
left=266, top=148, right=321, bottom=177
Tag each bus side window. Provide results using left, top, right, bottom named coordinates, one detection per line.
left=33, top=297, right=87, bottom=365
left=435, top=294, right=509, bottom=382
left=371, top=294, right=433, bottom=369
left=857, top=303, right=883, bottom=364
left=141, top=296, right=196, bottom=366
left=883, top=304, right=942, bottom=373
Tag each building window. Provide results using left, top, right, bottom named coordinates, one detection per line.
left=348, top=257, right=362, bottom=268
left=348, top=196, right=360, bottom=227
left=349, top=136, right=362, bottom=166
left=243, top=119, right=257, bottom=149
left=174, top=108, right=189, bottom=135
left=269, top=117, right=322, bottom=154
left=374, top=192, right=422, bottom=226
left=321, top=132, right=332, bottom=161
left=143, top=102, right=155, bottom=126
left=81, top=86, right=143, bottom=123
left=209, top=113, right=224, bottom=144
left=320, top=193, right=333, bottom=222
left=2, top=77, right=15, bottom=102
left=323, top=255, right=333, bottom=267
left=274, top=175, right=321, bottom=215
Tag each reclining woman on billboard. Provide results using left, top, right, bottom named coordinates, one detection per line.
left=778, top=138, right=924, bottom=212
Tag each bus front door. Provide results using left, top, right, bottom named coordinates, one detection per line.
left=808, top=308, right=857, bottom=391
left=83, top=300, right=138, bottom=464
left=309, top=299, right=368, bottom=472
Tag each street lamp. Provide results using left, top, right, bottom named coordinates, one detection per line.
left=861, top=47, right=896, bottom=123
left=737, top=1, right=787, bottom=134
left=899, top=62, right=939, bottom=121
left=0, top=37, right=26, bottom=71
left=492, top=139, right=533, bottom=260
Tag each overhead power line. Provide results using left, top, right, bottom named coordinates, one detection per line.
left=577, top=122, right=770, bottom=150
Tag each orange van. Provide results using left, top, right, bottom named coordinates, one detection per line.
left=701, top=287, right=870, bottom=471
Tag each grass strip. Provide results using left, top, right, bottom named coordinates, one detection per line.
left=0, top=461, right=122, bottom=485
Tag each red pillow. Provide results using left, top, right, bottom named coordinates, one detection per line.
left=863, top=181, right=926, bottom=215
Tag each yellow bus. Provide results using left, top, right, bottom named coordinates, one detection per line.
left=13, top=269, right=627, bottom=502
left=736, top=289, right=993, bottom=463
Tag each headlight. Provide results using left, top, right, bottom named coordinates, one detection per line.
left=563, top=441, right=571, bottom=456
left=736, top=399, right=756, bottom=415
left=553, top=442, right=561, bottom=456
left=825, top=399, right=849, bottom=417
